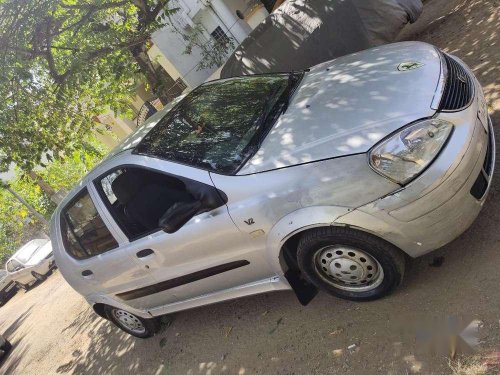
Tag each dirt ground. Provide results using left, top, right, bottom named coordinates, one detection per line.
left=1, top=0, right=499, bottom=374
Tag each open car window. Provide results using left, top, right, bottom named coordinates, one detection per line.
left=134, top=74, right=293, bottom=174
left=96, top=167, right=194, bottom=240
left=61, top=188, right=118, bottom=259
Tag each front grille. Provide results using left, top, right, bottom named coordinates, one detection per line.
left=439, top=54, right=474, bottom=111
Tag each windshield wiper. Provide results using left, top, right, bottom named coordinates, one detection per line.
left=240, top=72, right=305, bottom=168
left=281, top=71, right=304, bottom=114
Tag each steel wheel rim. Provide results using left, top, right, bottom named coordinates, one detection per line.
left=313, top=245, right=384, bottom=292
left=111, top=309, right=146, bottom=335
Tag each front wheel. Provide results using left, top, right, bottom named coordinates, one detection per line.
left=297, top=227, right=405, bottom=301
left=104, top=305, right=160, bottom=338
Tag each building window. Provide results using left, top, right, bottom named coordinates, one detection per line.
left=211, top=26, right=231, bottom=46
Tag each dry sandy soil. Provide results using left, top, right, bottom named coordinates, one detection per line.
left=0, top=0, right=499, bottom=374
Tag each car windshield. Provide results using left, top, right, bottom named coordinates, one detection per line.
left=135, top=73, right=302, bottom=174
left=15, top=239, right=47, bottom=263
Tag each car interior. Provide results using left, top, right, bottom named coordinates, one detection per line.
left=101, top=167, right=195, bottom=239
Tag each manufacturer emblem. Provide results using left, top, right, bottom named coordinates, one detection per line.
left=244, top=218, right=255, bottom=225
left=397, top=61, right=424, bottom=71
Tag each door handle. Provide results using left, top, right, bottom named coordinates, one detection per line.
left=136, top=249, right=155, bottom=258
left=81, top=270, right=93, bottom=278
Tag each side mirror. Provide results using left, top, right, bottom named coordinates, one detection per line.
left=159, top=200, right=202, bottom=234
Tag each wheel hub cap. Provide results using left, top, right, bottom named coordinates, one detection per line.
left=315, top=245, right=384, bottom=291
left=328, top=258, right=364, bottom=281
left=112, top=309, right=146, bottom=334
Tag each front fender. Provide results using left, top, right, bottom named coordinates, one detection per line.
left=265, top=206, right=352, bottom=274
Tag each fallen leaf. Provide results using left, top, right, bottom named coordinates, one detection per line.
left=224, top=326, right=233, bottom=337
left=269, top=317, right=284, bottom=334
left=330, top=328, right=344, bottom=336
left=332, top=349, right=343, bottom=357
left=159, top=338, right=167, bottom=348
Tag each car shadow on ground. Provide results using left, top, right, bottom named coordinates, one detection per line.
left=16, top=269, right=57, bottom=296
left=0, top=307, right=34, bottom=375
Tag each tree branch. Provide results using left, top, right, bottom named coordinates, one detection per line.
left=151, top=0, right=169, bottom=19
left=60, top=1, right=130, bottom=11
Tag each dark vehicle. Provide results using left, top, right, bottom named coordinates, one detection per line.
left=0, top=270, right=17, bottom=306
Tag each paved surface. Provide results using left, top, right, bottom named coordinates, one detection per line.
left=0, top=0, right=499, bottom=373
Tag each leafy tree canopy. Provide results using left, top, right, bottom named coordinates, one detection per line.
left=0, top=0, right=178, bottom=172
left=0, top=135, right=107, bottom=263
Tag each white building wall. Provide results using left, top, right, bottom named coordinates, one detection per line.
left=152, top=0, right=267, bottom=88
left=152, top=1, right=213, bottom=88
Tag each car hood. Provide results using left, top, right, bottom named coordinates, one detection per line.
left=238, top=42, right=442, bottom=174
left=24, top=241, right=53, bottom=266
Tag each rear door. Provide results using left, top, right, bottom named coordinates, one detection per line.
left=59, top=186, right=156, bottom=310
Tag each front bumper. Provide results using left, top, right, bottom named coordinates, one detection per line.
left=337, top=71, right=494, bottom=257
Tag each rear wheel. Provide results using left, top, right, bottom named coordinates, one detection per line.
left=104, top=305, right=160, bottom=339
left=297, top=227, right=405, bottom=301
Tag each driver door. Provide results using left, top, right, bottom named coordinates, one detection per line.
left=93, top=157, right=274, bottom=310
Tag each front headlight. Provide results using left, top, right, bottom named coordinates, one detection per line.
left=369, top=119, right=453, bottom=184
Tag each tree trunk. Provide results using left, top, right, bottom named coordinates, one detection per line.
left=130, top=42, right=176, bottom=104
left=28, top=171, right=56, bottom=197
left=5, top=186, right=49, bottom=226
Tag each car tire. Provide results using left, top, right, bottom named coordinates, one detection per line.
left=297, top=227, right=405, bottom=301
left=32, top=272, right=47, bottom=282
left=104, top=305, right=160, bottom=339
left=14, top=282, right=29, bottom=291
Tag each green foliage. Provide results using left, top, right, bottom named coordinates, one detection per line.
left=165, top=0, right=235, bottom=72
left=0, top=136, right=108, bottom=263
left=180, top=23, right=235, bottom=71
left=36, top=136, right=108, bottom=192
left=0, top=0, right=178, bottom=173
left=0, top=187, right=46, bottom=264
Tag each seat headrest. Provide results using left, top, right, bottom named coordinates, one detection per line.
left=111, top=171, right=144, bottom=205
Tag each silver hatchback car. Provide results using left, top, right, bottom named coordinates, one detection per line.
left=51, top=42, right=494, bottom=338
left=6, top=239, right=55, bottom=290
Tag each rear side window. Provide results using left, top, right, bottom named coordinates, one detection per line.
left=61, top=189, right=118, bottom=259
